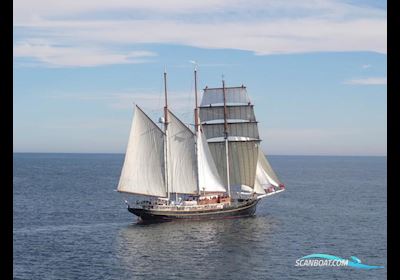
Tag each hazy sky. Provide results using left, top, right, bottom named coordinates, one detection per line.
left=13, top=0, right=387, bottom=156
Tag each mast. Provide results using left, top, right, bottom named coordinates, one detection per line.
left=222, top=78, right=231, bottom=198
left=163, top=69, right=170, bottom=201
left=194, top=65, right=201, bottom=195
left=194, top=66, right=199, bottom=133
left=164, top=69, right=168, bottom=123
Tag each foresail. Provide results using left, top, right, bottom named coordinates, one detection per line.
left=167, top=110, right=198, bottom=194
left=197, top=129, right=226, bottom=193
left=117, top=106, right=166, bottom=197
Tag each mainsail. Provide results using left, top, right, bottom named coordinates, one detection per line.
left=117, top=106, right=166, bottom=197
left=199, top=86, right=260, bottom=190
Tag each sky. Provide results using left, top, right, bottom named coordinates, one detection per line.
left=13, top=0, right=387, bottom=156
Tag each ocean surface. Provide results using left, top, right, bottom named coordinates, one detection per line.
left=13, top=153, right=387, bottom=280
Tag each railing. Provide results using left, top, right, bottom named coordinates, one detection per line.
left=134, top=196, right=257, bottom=211
left=140, top=202, right=226, bottom=211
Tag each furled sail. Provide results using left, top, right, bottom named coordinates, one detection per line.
left=166, top=110, right=198, bottom=194
left=197, top=128, right=226, bottom=193
left=118, top=106, right=166, bottom=197
left=199, top=86, right=260, bottom=188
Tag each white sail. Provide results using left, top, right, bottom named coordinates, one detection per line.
left=197, top=128, right=226, bottom=193
left=117, top=106, right=166, bottom=197
left=249, top=150, right=281, bottom=195
left=199, top=86, right=261, bottom=189
left=253, top=163, right=271, bottom=194
left=243, top=150, right=280, bottom=194
left=257, top=150, right=280, bottom=187
left=206, top=141, right=259, bottom=188
left=202, top=122, right=259, bottom=139
left=201, top=86, right=250, bottom=106
left=166, top=110, right=198, bottom=194
left=200, top=105, right=256, bottom=122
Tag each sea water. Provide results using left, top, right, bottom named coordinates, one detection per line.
left=13, top=153, right=387, bottom=279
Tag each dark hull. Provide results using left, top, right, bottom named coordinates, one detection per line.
left=128, top=199, right=260, bottom=222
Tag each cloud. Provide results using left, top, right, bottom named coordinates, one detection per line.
left=15, top=18, right=387, bottom=54
left=14, top=0, right=387, bottom=67
left=13, top=0, right=386, bottom=22
left=13, top=0, right=233, bottom=21
left=344, top=77, right=387, bottom=85
left=13, top=40, right=157, bottom=67
left=362, top=64, right=371, bottom=69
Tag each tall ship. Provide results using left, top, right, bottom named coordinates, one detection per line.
left=117, top=68, right=285, bottom=222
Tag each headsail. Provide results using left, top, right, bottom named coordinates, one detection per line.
left=117, top=106, right=166, bottom=197
left=252, top=150, right=281, bottom=194
left=257, top=149, right=281, bottom=187
left=166, top=109, right=198, bottom=194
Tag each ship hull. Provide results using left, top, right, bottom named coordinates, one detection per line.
left=128, top=199, right=260, bottom=222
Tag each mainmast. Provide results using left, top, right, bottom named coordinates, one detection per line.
left=222, top=78, right=231, bottom=198
left=163, top=69, right=170, bottom=201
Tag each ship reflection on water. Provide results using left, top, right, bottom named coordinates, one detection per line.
left=115, top=214, right=281, bottom=279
